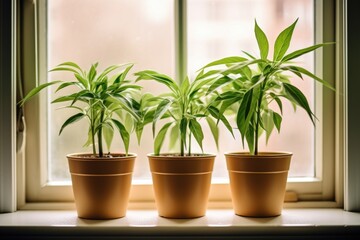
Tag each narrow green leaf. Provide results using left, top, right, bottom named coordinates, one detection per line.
left=270, top=93, right=283, bottom=114
left=262, top=110, right=274, bottom=144
left=273, top=111, right=282, bottom=132
left=236, top=88, right=257, bottom=147
left=206, top=76, right=234, bottom=95
left=59, top=113, right=85, bottom=135
left=282, top=42, right=334, bottom=62
left=180, top=76, right=190, bottom=94
left=135, top=125, right=143, bottom=145
left=19, top=81, right=62, bottom=105
left=88, top=63, right=97, bottom=83
left=83, top=127, right=93, bottom=148
left=286, top=65, right=335, bottom=90
left=273, top=19, right=298, bottom=61
left=74, top=73, right=89, bottom=89
left=111, top=118, right=130, bottom=154
left=55, top=81, right=83, bottom=92
left=103, top=122, right=114, bottom=152
left=49, top=67, right=80, bottom=75
left=98, top=65, right=119, bottom=82
left=57, top=62, right=83, bottom=73
left=169, top=124, right=180, bottom=150
left=206, top=117, right=219, bottom=150
left=200, top=56, right=247, bottom=70
left=283, top=83, right=315, bottom=124
left=255, top=20, right=269, bottom=60
left=189, top=119, right=204, bottom=152
left=135, top=70, right=180, bottom=94
left=51, top=95, right=76, bottom=104
left=152, top=98, right=172, bottom=136
left=180, top=118, right=188, bottom=150
left=119, top=63, right=134, bottom=83
left=208, top=106, right=234, bottom=137
left=245, top=124, right=255, bottom=154
left=242, top=51, right=256, bottom=59
left=154, top=122, right=173, bottom=155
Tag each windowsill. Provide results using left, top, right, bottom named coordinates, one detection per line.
left=1, top=208, right=360, bottom=238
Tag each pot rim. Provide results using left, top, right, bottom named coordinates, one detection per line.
left=224, top=151, right=292, bottom=158
left=147, top=153, right=216, bottom=158
left=67, top=152, right=137, bottom=160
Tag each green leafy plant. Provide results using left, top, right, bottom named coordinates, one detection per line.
left=200, top=19, right=334, bottom=155
left=19, top=62, right=141, bottom=157
left=134, top=70, right=221, bottom=156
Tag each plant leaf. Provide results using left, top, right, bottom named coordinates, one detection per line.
left=236, top=88, right=257, bottom=148
left=180, top=118, right=188, bottom=150
left=55, top=81, right=83, bottom=92
left=282, top=42, right=334, bottom=62
left=200, top=56, right=247, bottom=70
left=255, top=20, right=269, bottom=60
left=73, top=73, right=89, bottom=89
left=57, top=61, right=83, bottom=73
left=135, top=70, right=180, bottom=94
left=270, top=93, right=283, bottom=114
left=19, top=81, right=62, bottom=105
left=206, top=117, right=219, bottom=150
left=102, top=122, right=114, bottom=152
left=189, top=119, right=204, bottom=152
left=283, top=83, right=315, bottom=124
left=286, top=65, right=335, bottom=90
left=169, top=124, right=179, bottom=151
left=152, top=98, right=172, bottom=136
left=206, top=76, right=234, bottom=95
left=273, top=111, right=282, bottom=132
left=208, top=106, right=234, bottom=137
left=111, top=118, right=130, bottom=154
left=119, top=63, right=134, bottom=83
left=154, top=122, right=173, bottom=155
left=59, top=112, right=85, bottom=135
left=273, top=19, right=298, bottom=61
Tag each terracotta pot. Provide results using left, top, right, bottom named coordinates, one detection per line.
left=67, top=153, right=135, bottom=219
left=225, top=152, right=292, bottom=217
left=148, top=154, right=215, bottom=218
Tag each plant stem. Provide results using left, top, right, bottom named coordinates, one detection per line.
left=90, top=101, right=96, bottom=156
left=98, top=110, right=104, bottom=157
left=180, top=100, right=186, bottom=157
left=180, top=136, right=184, bottom=156
left=254, top=80, right=267, bottom=155
left=188, top=132, right=191, bottom=156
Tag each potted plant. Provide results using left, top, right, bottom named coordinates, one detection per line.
left=134, top=70, right=220, bottom=218
left=19, top=62, right=141, bottom=219
left=200, top=19, right=334, bottom=217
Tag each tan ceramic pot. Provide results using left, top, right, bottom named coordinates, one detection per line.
left=148, top=154, right=215, bottom=218
left=225, top=152, right=292, bottom=217
left=67, top=153, right=136, bottom=219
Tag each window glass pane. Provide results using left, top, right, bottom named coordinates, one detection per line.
left=47, top=0, right=174, bottom=182
left=47, top=0, right=315, bottom=183
left=187, top=0, right=315, bottom=178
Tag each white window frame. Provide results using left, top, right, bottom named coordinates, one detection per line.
left=17, top=0, right=345, bottom=210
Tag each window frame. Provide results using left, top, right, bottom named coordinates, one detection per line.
left=18, top=0, right=344, bottom=209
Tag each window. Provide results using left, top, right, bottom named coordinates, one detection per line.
left=21, top=0, right=341, bottom=206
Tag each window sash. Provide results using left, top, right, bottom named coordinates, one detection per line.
left=19, top=0, right=343, bottom=208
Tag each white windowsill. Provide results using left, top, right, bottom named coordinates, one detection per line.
left=1, top=208, right=360, bottom=238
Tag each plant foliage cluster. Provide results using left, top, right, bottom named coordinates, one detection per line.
left=20, top=19, right=333, bottom=157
